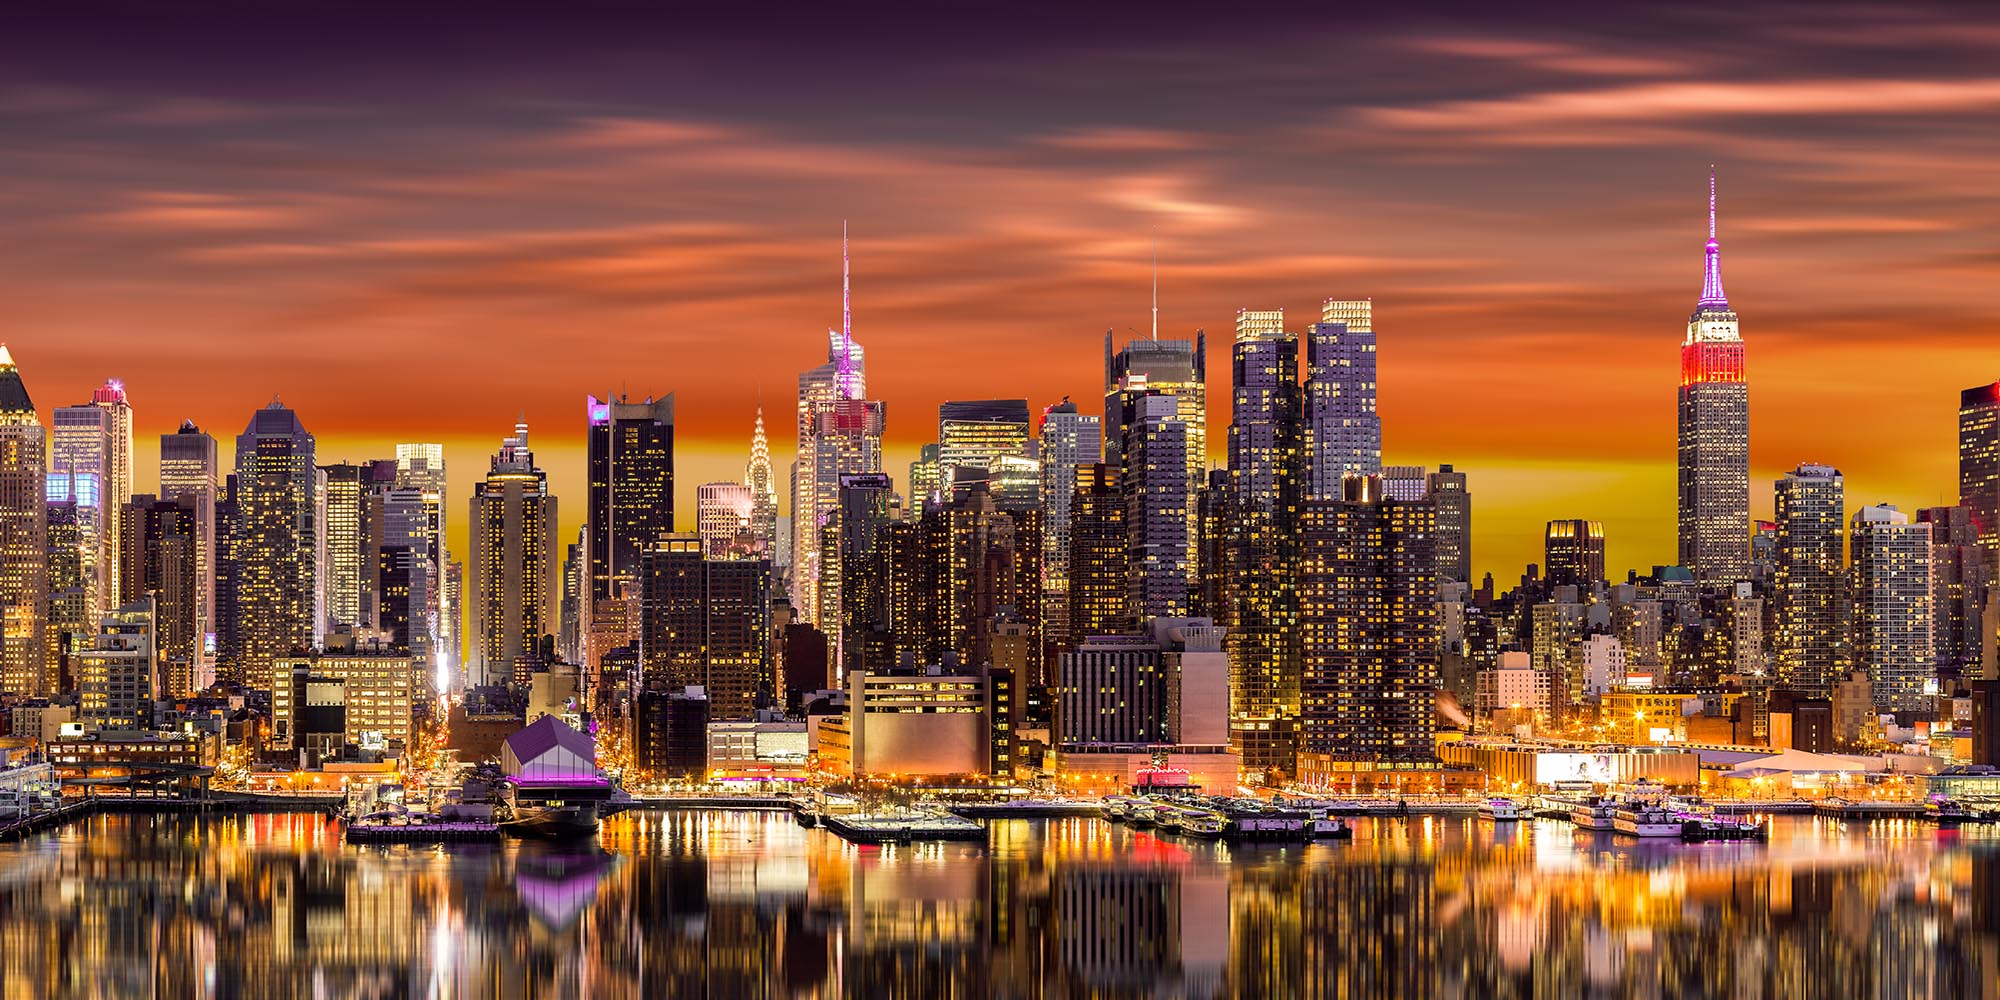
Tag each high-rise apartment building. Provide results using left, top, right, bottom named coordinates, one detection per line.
left=1962, top=382, right=2000, bottom=568
left=1851, top=504, right=1933, bottom=711
left=1543, top=519, right=1607, bottom=590
left=1677, top=170, right=1750, bottom=580
left=468, top=421, right=558, bottom=687
left=0, top=347, right=47, bottom=695
left=76, top=598, right=157, bottom=732
left=1299, top=475, right=1437, bottom=775
left=393, top=442, right=449, bottom=673
left=50, top=402, right=112, bottom=629
left=1223, top=307, right=1303, bottom=780
left=319, top=462, right=374, bottom=633
left=231, top=400, right=318, bottom=692
left=1104, top=333, right=1205, bottom=582
left=585, top=393, right=674, bottom=607
left=829, top=473, right=895, bottom=677
left=1427, top=465, right=1472, bottom=585
left=637, top=533, right=770, bottom=722
left=92, top=382, right=133, bottom=599
left=1305, top=299, right=1380, bottom=496
left=1123, top=393, right=1191, bottom=622
left=1917, top=505, right=1991, bottom=681
left=159, top=421, right=218, bottom=685
left=1774, top=464, right=1847, bottom=698
left=120, top=494, right=202, bottom=696
left=1068, top=463, right=1126, bottom=639
left=1038, top=398, right=1101, bottom=648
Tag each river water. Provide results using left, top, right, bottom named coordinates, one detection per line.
left=0, top=810, right=1992, bottom=998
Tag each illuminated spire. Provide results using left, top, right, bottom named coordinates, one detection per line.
left=832, top=221, right=863, bottom=400
left=745, top=405, right=774, bottom=498
left=1698, top=164, right=1729, bottom=310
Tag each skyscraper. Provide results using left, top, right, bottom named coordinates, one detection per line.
left=159, top=421, right=218, bottom=685
left=1851, top=504, right=1934, bottom=711
left=1774, top=464, right=1847, bottom=698
left=394, top=442, right=450, bottom=673
left=1104, top=332, right=1205, bottom=582
left=1917, top=505, right=1991, bottom=681
left=637, top=533, right=770, bottom=721
left=0, top=346, right=46, bottom=695
left=120, top=494, right=201, bottom=696
left=1543, top=519, right=1607, bottom=590
left=92, top=381, right=133, bottom=606
left=1677, top=169, right=1750, bottom=581
left=1962, top=381, right=2000, bottom=568
left=231, top=400, right=318, bottom=692
left=1299, top=475, right=1437, bottom=775
left=830, top=472, right=896, bottom=676
left=50, top=402, right=112, bottom=629
left=1427, top=465, right=1472, bottom=586
left=791, top=227, right=871, bottom=625
left=743, top=407, right=778, bottom=557
left=468, top=420, right=558, bottom=688
left=1038, top=398, right=1101, bottom=649
left=585, top=393, right=675, bottom=609
left=1305, top=299, right=1381, bottom=496
left=1123, top=393, right=1191, bottom=622
left=319, top=462, right=373, bottom=632
left=1223, top=307, right=1304, bottom=780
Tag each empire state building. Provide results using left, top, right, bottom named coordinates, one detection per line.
left=1677, top=168, right=1749, bottom=581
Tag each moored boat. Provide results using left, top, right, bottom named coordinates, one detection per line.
left=1479, top=797, right=1522, bottom=821
left=1613, top=800, right=1686, bottom=838
left=1568, top=797, right=1618, bottom=832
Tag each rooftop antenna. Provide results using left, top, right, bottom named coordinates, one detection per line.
left=1709, top=164, right=1716, bottom=242
left=1150, top=234, right=1158, bottom=341
left=842, top=219, right=852, bottom=345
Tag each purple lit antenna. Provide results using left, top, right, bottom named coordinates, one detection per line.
left=1697, top=164, right=1729, bottom=310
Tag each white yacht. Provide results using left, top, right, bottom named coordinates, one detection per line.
left=1568, top=797, right=1619, bottom=831
left=1613, top=800, right=1686, bottom=838
left=1479, top=797, right=1522, bottom=821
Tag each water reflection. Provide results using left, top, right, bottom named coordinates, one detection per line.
left=0, top=812, right=1994, bottom=998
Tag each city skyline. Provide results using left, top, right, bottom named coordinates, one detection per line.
left=1, top=6, right=1996, bottom=581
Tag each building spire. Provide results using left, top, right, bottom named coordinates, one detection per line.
left=1698, top=164, right=1729, bottom=310
left=832, top=221, right=862, bottom=400
left=1150, top=235, right=1159, bottom=341
left=841, top=219, right=851, bottom=346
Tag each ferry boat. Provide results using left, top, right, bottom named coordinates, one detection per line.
left=1613, top=800, right=1687, bottom=838
left=1928, top=798, right=1971, bottom=828
left=1152, top=803, right=1186, bottom=833
left=1568, top=797, right=1619, bottom=832
left=1478, top=797, right=1522, bottom=822
left=1178, top=808, right=1229, bottom=839
left=1126, top=802, right=1158, bottom=828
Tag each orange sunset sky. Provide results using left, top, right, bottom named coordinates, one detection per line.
left=2, top=4, right=1995, bottom=580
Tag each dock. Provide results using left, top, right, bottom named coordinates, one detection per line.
left=1812, top=801, right=1927, bottom=819
left=947, top=801, right=1103, bottom=819
left=821, top=811, right=988, bottom=844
